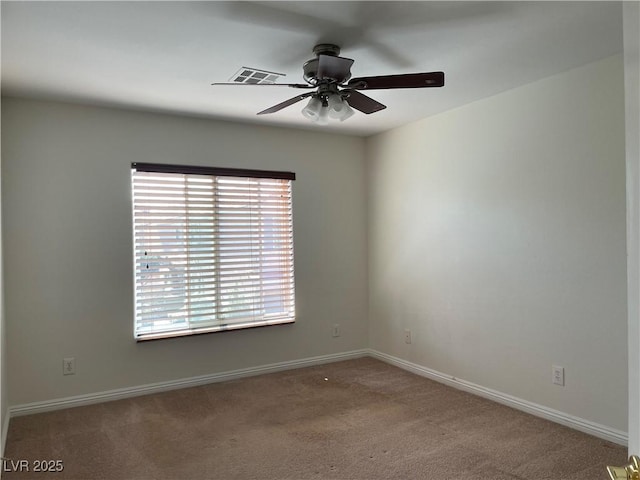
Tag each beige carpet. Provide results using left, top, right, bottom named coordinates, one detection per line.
left=3, top=357, right=626, bottom=479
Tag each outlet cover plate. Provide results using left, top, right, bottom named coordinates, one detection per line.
left=63, top=357, right=76, bottom=376
left=552, top=365, right=564, bottom=386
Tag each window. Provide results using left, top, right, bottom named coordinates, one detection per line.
left=131, top=163, right=295, bottom=341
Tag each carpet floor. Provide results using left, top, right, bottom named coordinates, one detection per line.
left=3, top=357, right=627, bottom=479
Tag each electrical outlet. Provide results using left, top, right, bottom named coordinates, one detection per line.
left=63, top=357, right=76, bottom=376
left=552, top=365, right=564, bottom=386
left=332, top=324, right=340, bottom=337
left=404, top=329, right=412, bottom=344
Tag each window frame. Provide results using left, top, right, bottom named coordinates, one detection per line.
left=131, top=162, right=296, bottom=341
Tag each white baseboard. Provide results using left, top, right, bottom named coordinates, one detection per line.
left=9, top=349, right=368, bottom=417
left=367, top=349, right=628, bottom=446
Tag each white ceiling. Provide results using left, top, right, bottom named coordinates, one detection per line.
left=0, top=1, right=623, bottom=137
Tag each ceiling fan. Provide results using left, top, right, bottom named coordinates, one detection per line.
left=212, top=44, right=445, bottom=124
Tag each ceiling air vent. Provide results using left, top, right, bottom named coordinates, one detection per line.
left=229, top=67, right=285, bottom=85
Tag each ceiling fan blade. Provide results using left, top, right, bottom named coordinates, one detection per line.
left=348, top=72, right=445, bottom=90
left=343, top=90, right=386, bottom=114
left=317, top=54, right=354, bottom=83
left=212, top=82, right=314, bottom=89
left=257, top=92, right=315, bottom=115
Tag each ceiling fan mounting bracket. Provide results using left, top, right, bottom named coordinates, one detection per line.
left=312, top=44, right=341, bottom=57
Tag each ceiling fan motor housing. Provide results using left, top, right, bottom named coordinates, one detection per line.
left=303, top=44, right=352, bottom=85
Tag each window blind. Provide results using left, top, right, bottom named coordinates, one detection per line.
left=131, top=164, right=295, bottom=340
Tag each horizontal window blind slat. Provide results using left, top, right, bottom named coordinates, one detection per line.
left=134, top=244, right=293, bottom=252
left=135, top=266, right=294, bottom=279
left=133, top=197, right=291, bottom=205
left=135, top=273, right=295, bottom=288
left=133, top=239, right=292, bottom=250
left=136, top=300, right=296, bottom=314
left=135, top=290, right=294, bottom=303
left=135, top=262, right=295, bottom=274
left=133, top=191, right=290, bottom=200
left=135, top=255, right=294, bottom=267
left=135, top=300, right=294, bottom=318
left=135, top=282, right=295, bottom=297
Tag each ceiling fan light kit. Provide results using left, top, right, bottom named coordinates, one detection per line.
left=301, top=93, right=354, bottom=124
left=212, top=44, right=445, bottom=124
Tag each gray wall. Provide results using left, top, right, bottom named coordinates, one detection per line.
left=366, top=54, right=628, bottom=431
left=1, top=98, right=368, bottom=405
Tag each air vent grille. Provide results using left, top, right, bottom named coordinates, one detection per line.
left=230, top=67, right=285, bottom=85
